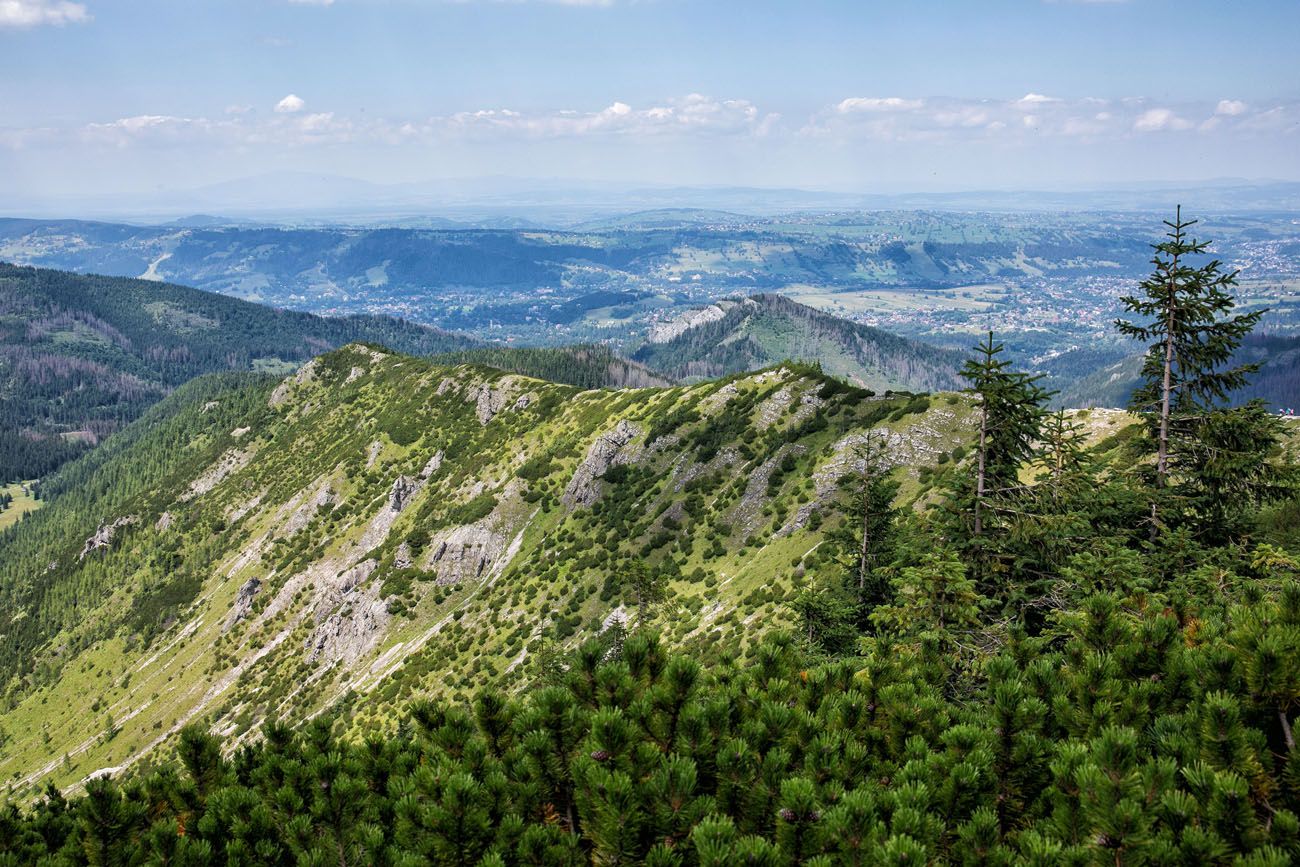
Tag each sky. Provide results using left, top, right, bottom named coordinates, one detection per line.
left=1, top=0, right=1298, bottom=208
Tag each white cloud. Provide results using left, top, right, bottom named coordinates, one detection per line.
left=835, top=97, right=923, bottom=113
left=446, top=94, right=771, bottom=138
left=1133, top=108, right=1190, bottom=132
left=1017, top=93, right=1059, bottom=106
left=0, top=0, right=89, bottom=28
left=5, top=93, right=1292, bottom=160
left=1216, top=99, right=1248, bottom=116
left=275, top=94, right=306, bottom=114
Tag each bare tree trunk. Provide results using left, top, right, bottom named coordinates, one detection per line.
left=1281, top=708, right=1296, bottom=753
left=974, top=400, right=988, bottom=537
left=1152, top=212, right=1180, bottom=541
left=858, top=490, right=871, bottom=591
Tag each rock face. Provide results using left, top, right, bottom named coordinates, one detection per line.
left=269, top=358, right=319, bottom=408
left=423, top=522, right=509, bottom=585
left=468, top=376, right=529, bottom=425
left=79, top=516, right=138, bottom=559
left=228, top=577, right=262, bottom=628
left=279, top=484, right=335, bottom=539
left=154, top=512, right=174, bottom=532
left=420, top=451, right=444, bottom=479
left=645, top=301, right=744, bottom=344
left=183, top=448, right=253, bottom=500
left=563, top=420, right=643, bottom=508
left=389, top=476, right=420, bottom=512
left=305, top=560, right=389, bottom=665
left=732, top=445, right=806, bottom=537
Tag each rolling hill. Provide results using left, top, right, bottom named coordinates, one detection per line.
left=632, top=294, right=966, bottom=392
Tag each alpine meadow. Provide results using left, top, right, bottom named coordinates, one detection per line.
left=2, top=0, right=1300, bottom=865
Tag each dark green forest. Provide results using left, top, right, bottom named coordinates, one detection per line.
left=428, top=345, right=671, bottom=390
left=0, top=263, right=477, bottom=481
left=630, top=294, right=965, bottom=392
left=1, top=214, right=1298, bottom=865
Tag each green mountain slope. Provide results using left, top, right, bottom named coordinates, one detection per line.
left=632, top=294, right=965, bottom=392
left=429, top=344, right=673, bottom=389
left=1051, top=333, right=1300, bottom=410
left=0, top=345, right=978, bottom=793
left=0, top=263, right=480, bottom=480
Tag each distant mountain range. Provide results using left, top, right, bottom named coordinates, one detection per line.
left=7, top=172, right=1300, bottom=223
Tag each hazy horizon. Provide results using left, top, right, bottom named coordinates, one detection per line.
left=3, top=0, right=1299, bottom=212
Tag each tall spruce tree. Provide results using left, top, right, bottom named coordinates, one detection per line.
left=958, top=332, right=1052, bottom=537
left=1116, top=207, right=1289, bottom=540
left=826, top=432, right=900, bottom=619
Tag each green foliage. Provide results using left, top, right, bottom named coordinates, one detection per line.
left=1116, top=208, right=1295, bottom=541
left=6, top=578, right=1300, bottom=865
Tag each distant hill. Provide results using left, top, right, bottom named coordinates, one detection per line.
left=632, top=294, right=965, bottom=392
left=0, top=263, right=479, bottom=480
left=1052, top=333, right=1300, bottom=410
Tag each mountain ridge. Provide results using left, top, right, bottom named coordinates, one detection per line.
left=0, top=345, right=979, bottom=793
left=633, top=293, right=965, bottom=392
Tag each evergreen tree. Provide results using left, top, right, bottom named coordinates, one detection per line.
left=958, top=332, right=1052, bottom=538
left=1115, top=206, right=1285, bottom=539
left=833, top=433, right=900, bottom=614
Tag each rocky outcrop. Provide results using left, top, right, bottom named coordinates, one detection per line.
left=228, top=577, right=262, bottom=628
left=468, top=376, right=528, bottom=425
left=268, top=358, right=319, bottom=408
left=305, top=560, right=389, bottom=665
left=389, top=475, right=420, bottom=512
left=183, top=448, right=253, bottom=500
left=279, top=484, right=335, bottom=539
left=154, top=512, right=174, bottom=532
left=394, top=542, right=413, bottom=570
left=79, top=516, right=138, bottom=559
left=732, top=445, right=805, bottom=537
left=562, top=420, right=643, bottom=508
left=423, top=522, right=509, bottom=585
left=756, top=386, right=794, bottom=429
left=699, top=383, right=739, bottom=415
left=420, top=451, right=444, bottom=479
left=646, top=301, right=738, bottom=344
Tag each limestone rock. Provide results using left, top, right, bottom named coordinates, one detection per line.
left=305, top=560, right=389, bottom=665
left=228, top=577, right=262, bottom=627
left=562, top=420, right=643, bottom=508
left=420, top=451, right=444, bottom=478
left=79, top=516, right=138, bottom=559
left=183, top=448, right=253, bottom=500
left=389, top=476, right=420, bottom=512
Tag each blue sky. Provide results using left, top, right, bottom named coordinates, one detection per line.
left=2, top=0, right=1298, bottom=204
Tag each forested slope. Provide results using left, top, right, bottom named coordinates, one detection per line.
left=633, top=294, right=965, bottom=392
left=0, top=263, right=479, bottom=480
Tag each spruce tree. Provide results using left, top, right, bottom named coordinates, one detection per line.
left=1115, top=206, right=1284, bottom=539
left=958, top=332, right=1052, bottom=538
